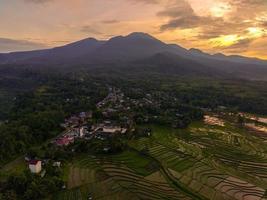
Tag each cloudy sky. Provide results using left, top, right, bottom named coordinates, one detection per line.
left=1, top=0, right=267, bottom=59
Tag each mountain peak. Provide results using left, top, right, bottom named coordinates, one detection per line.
left=214, top=53, right=226, bottom=57
left=126, top=32, right=157, bottom=40
left=71, top=37, right=99, bottom=44
left=189, top=48, right=204, bottom=54
left=58, top=37, right=102, bottom=49
left=83, top=37, right=98, bottom=42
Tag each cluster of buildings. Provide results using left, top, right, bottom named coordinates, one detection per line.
left=61, top=111, right=92, bottom=128
left=91, top=121, right=128, bottom=140
left=97, top=87, right=121, bottom=109
left=96, top=87, right=135, bottom=117
left=54, top=112, right=92, bottom=146
left=25, top=87, right=154, bottom=174
left=54, top=125, right=89, bottom=146
left=53, top=108, right=131, bottom=147
left=26, top=88, right=135, bottom=174
left=26, top=111, right=92, bottom=174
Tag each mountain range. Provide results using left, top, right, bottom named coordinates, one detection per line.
left=1, top=32, right=267, bottom=80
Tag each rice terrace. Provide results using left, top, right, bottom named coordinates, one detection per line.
left=52, top=113, right=267, bottom=200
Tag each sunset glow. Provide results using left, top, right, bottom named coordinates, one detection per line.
left=247, top=27, right=265, bottom=37
left=210, top=3, right=231, bottom=17
left=0, top=0, right=267, bottom=59
left=212, top=35, right=241, bottom=47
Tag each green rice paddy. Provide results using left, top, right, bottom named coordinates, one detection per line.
left=53, top=119, right=267, bottom=200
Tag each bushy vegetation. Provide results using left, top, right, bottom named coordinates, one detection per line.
left=0, top=166, right=64, bottom=200
left=73, top=136, right=127, bottom=154
left=0, top=76, right=107, bottom=164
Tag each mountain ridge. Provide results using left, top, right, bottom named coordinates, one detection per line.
left=0, top=32, right=266, bottom=64
left=0, top=32, right=267, bottom=80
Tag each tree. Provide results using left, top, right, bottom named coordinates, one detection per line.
left=0, top=190, right=17, bottom=200
left=237, top=114, right=245, bottom=126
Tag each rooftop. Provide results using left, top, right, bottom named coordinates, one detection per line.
left=29, top=159, right=41, bottom=165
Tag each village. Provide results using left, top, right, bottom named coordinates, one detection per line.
left=24, top=86, right=198, bottom=177
left=25, top=87, right=135, bottom=175
left=24, top=86, right=204, bottom=176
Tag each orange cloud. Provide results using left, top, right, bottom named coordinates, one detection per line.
left=0, top=0, right=266, bottom=59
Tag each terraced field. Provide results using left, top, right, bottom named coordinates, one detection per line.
left=54, top=153, right=194, bottom=200
left=54, top=119, right=267, bottom=200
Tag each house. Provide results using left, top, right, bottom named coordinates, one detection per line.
left=79, top=112, right=87, bottom=118
left=121, top=128, right=127, bottom=134
left=103, top=147, right=111, bottom=152
left=53, top=161, right=61, bottom=167
left=102, top=126, right=121, bottom=134
left=79, top=111, right=92, bottom=119
left=65, top=116, right=80, bottom=127
left=55, top=136, right=74, bottom=146
left=29, top=160, right=42, bottom=174
left=79, top=127, right=86, bottom=137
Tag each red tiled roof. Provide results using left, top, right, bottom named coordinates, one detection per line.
left=56, top=138, right=69, bottom=146
left=55, top=136, right=74, bottom=146
left=29, top=160, right=40, bottom=165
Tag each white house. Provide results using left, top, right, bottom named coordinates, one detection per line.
left=103, top=126, right=121, bottom=134
left=79, top=127, right=86, bottom=137
left=53, top=161, right=61, bottom=167
left=29, top=160, right=42, bottom=174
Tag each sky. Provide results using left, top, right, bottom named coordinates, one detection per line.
left=0, top=0, right=267, bottom=59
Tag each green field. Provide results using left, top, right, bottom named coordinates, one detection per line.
left=51, top=117, right=267, bottom=200
left=0, top=156, right=27, bottom=181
